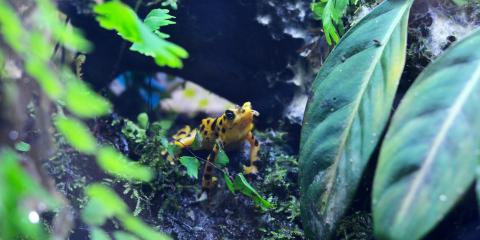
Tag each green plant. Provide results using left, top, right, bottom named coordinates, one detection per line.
left=311, top=0, right=358, bottom=45
left=300, top=0, right=412, bottom=238
left=0, top=0, right=187, bottom=238
left=299, top=0, right=480, bottom=239
left=94, top=1, right=188, bottom=68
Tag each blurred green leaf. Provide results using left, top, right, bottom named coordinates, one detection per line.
left=223, top=172, right=235, bottom=193
left=114, top=231, right=140, bottom=240
left=14, top=141, right=30, bottom=152
left=233, top=174, right=272, bottom=209
left=119, top=215, right=170, bottom=240
left=35, top=0, right=91, bottom=51
left=373, top=29, right=480, bottom=240
left=215, top=143, right=229, bottom=168
left=179, top=156, right=200, bottom=179
left=84, top=184, right=128, bottom=218
left=82, top=199, right=110, bottom=226
left=65, top=75, right=112, bottom=118
left=97, top=146, right=153, bottom=182
left=0, top=149, right=59, bottom=239
left=55, top=116, right=97, bottom=154
left=94, top=1, right=188, bottom=68
left=91, top=227, right=111, bottom=240
left=299, top=1, right=413, bottom=238
left=25, top=57, right=63, bottom=99
left=137, top=112, right=149, bottom=129
left=0, top=0, right=24, bottom=52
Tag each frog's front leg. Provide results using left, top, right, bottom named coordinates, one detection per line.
left=243, top=131, right=260, bottom=175
left=202, top=142, right=220, bottom=189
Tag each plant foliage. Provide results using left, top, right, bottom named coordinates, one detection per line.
left=311, top=0, right=358, bottom=45
left=373, top=29, right=480, bottom=240
left=299, top=0, right=413, bottom=238
left=94, top=1, right=188, bottom=68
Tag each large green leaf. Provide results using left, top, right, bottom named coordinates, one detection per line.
left=299, top=0, right=412, bottom=238
left=372, top=30, right=480, bottom=240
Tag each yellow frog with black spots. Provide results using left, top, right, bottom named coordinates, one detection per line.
left=170, top=102, right=261, bottom=189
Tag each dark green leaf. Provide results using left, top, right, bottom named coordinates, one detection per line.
left=373, top=29, right=480, bottom=240
left=179, top=156, right=200, bottom=179
left=299, top=1, right=413, bottom=239
left=97, top=147, right=153, bottom=182
left=55, top=116, right=97, bottom=154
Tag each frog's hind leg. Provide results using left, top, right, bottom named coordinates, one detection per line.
left=243, top=131, right=260, bottom=175
left=202, top=143, right=219, bottom=189
left=166, top=125, right=196, bottom=164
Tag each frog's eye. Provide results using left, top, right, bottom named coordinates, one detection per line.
left=225, top=110, right=235, bottom=120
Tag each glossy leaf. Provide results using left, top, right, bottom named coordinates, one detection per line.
left=299, top=0, right=412, bottom=238
left=179, top=156, right=200, bottom=179
left=373, top=30, right=480, bottom=240
left=55, top=117, right=97, bottom=154
left=97, top=147, right=153, bottom=182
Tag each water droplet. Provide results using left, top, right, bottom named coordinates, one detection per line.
left=372, top=132, right=377, bottom=137
left=330, top=108, right=335, bottom=112
left=439, top=194, right=447, bottom=202
left=28, top=211, right=40, bottom=224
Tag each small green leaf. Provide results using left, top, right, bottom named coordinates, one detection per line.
left=224, top=172, right=235, bottom=193
left=137, top=113, right=149, bottom=129
left=55, top=116, right=97, bottom=154
left=191, top=131, right=203, bottom=150
left=91, top=227, right=111, bottom=240
left=143, top=9, right=175, bottom=32
left=215, top=143, right=229, bottom=168
left=65, top=76, right=111, bottom=118
left=179, top=156, right=200, bottom=179
left=97, top=146, right=153, bottom=182
left=233, top=174, right=272, bottom=209
left=113, top=231, right=140, bottom=240
left=14, top=141, right=30, bottom=152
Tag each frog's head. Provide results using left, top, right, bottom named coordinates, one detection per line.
left=222, top=102, right=259, bottom=131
